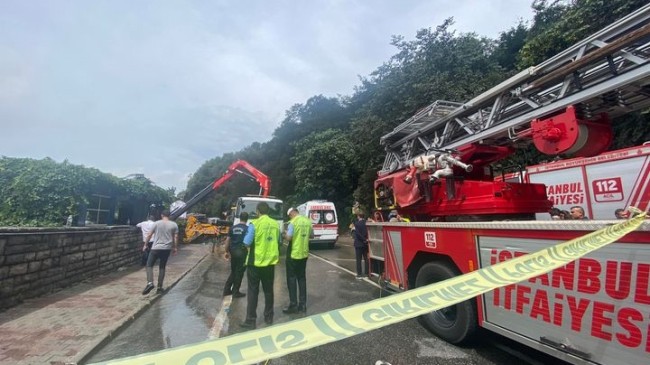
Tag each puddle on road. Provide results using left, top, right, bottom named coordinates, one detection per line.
left=159, top=259, right=224, bottom=347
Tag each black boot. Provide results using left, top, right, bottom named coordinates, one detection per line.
left=282, top=305, right=298, bottom=314
left=264, top=314, right=273, bottom=325
left=240, top=320, right=256, bottom=329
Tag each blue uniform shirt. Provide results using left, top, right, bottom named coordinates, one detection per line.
left=243, top=222, right=255, bottom=246
left=228, top=223, right=248, bottom=251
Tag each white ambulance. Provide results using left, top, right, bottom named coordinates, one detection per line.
left=297, top=200, right=338, bottom=248
left=527, top=143, right=650, bottom=220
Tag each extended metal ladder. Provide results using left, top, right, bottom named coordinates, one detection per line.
left=380, top=4, right=650, bottom=175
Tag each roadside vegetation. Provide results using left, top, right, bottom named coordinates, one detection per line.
left=0, top=157, right=173, bottom=226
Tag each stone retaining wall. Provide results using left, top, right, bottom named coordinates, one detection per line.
left=0, top=226, right=141, bottom=310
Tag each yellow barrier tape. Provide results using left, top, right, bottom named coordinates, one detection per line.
left=94, top=212, right=647, bottom=365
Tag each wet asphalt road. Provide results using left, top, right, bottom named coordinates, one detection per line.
left=86, top=237, right=567, bottom=365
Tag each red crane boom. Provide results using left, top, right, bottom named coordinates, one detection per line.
left=170, top=160, right=270, bottom=220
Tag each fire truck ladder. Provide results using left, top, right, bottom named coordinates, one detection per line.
left=380, top=4, right=650, bottom=175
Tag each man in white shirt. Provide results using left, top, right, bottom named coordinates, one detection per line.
left=143, top=210, right=179, bottom=295
left=136, top=215, right=155, bottom=266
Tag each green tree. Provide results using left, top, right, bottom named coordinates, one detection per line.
left=0, top=157, right=172, bottom=226
left=291, top=129, right=357, bottom=226
left=492, top=21, right=529, bottom=71
left=518, top=0, right=649, bottom=67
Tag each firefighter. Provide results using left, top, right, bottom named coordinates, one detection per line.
left=282, top=207, right=313, bottom=314
left=240, top=202, right=280, bottom=329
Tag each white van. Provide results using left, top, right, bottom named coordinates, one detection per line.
left=297, top=200, right=338, bottom=248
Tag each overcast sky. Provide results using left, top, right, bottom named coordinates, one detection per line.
left=0, top=1, right=534, bottom=191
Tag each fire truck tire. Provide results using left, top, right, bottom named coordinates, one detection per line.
left=415, top=262, right=478, bottom=344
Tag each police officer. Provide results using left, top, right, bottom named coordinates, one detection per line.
left=223, top=212, right=249, bottom=298
left=353, top=212, right=369, bottom=279
left=240, top=202, right=280, bottom=329
left=282, top=207, right=313, bottom=314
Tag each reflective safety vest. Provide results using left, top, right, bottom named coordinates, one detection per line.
left=288, top=215, right=311, bottom=259
left=249, top=215, right=280, bottom=267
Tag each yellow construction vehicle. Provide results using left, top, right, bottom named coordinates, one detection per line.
left=183, top=213, right=232, bottom=253
left=183, top=214, right=226, bottom=242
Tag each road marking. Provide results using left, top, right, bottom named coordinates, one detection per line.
left=309, top=252, right=381, bottom=289
left=208, top=295, right=232, bottom=339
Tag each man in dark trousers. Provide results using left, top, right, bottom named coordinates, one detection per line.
left=223, top=212, right=248, bottom=298
left=282, top=207, right=313, bottom=314
left=353, top=212, right=369, bottom=279
left=137, top=215, right=155, bottom=266
left=143, top=209, right=179, bottom=295
left=240, top=202, right=280, bottom=329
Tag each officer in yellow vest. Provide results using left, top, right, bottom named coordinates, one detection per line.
left=282, top=207, right=313, bottom=314
left=240, top=202, right=280, bottom=329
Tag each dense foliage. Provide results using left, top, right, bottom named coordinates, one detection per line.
left=0, top=157, right=173, bottom=226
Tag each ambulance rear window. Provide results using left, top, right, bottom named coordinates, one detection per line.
left=309, top=210, right=336, bottom=224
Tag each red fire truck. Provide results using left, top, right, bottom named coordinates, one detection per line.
left=368, top=5, right=650, bottom=365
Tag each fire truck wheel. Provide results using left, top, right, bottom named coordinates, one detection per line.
left=415, top=262, right=478, bottom=344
